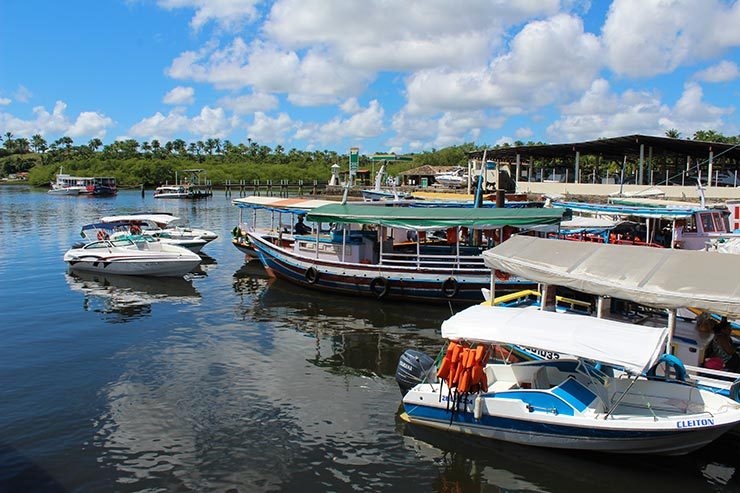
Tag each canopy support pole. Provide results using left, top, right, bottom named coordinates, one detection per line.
left=540, top=284, right=556, bottom=312
left=341, top=225, right=346, bottom=262
left=379, top=225, right=383, bottom=265
left=596, top=296, right=608, bottom=319
left=666, top=309, right=676, bottom=355
left=489, top=272, right=495, bottom=305
left=416, top=230, right=421, bottom=269
left=315, top=223, right=320, bottom=259
left=252, top=209, right=257, bottom=230
left=456, top=226, right=460, bottom=270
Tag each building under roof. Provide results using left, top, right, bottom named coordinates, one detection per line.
left=468, top=134, right=740, bottom=186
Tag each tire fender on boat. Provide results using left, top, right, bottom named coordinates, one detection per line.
left=442, top=277, right=459, bottom=298
left=370, top=276, right=390, bottom=299
left=646, top=354, right=687, bottom=382
left=305, top=266, right=319, bottom=284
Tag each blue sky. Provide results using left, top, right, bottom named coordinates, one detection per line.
left=1, top=0, right=739, bottom=154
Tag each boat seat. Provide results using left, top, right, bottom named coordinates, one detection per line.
left=532, top=366, right=551, bottom=389
left=484, top=366, right=518, bottom=393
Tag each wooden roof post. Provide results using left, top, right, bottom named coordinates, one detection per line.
left=638, top=143, right=645, bottom=185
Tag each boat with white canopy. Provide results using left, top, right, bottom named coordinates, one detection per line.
left=480, top=236, right=740, bottom=399
left=397, top=304, right=740, bottom=454
left=246, top=204, right=564, bottom=303
left=96, top=213, right=218, bottom=244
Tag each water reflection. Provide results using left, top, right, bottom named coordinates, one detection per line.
left=189, top=253, right=218, bottom=278
left=66, top=271, right=201, bottom=322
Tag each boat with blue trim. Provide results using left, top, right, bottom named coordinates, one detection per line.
left=246, top=204, right=565, bottom=303
left=397, top=305, right=740, bottom=455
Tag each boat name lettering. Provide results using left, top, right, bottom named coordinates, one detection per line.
left=441, top=395, right=473, bottom=404
left=676, top=418, right=714, bottom=429
left=523, top=347, right=560, bottom=360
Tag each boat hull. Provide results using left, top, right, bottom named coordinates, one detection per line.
left=403, top=403, right=734, bottom=455
left=66, top=257, right=200, bottom=277
left=250, top=233, right=533, bottom=303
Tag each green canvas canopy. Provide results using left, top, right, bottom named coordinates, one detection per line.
left=305, top=204, right=564, bottom=230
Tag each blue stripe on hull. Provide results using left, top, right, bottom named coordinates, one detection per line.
left=257, top=248, right=526, bottom=303
left=405, top=404, right=671, bottom=439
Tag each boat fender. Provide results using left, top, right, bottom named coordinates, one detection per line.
left=473, top=394, right=483, bottom=420
left=646, top=354, right=687, bottom=382
left=730, top=378, right=740, bottom=403
left=305, top=266, right=320, bottom=284
left=231, top=226, right=239, bottom=238
left=442, top=277, right=459, bottom=298
left=370, top=276, right=390, bottom=299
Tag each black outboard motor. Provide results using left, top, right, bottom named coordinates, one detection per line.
left=395, top=349, right=437, bottom=396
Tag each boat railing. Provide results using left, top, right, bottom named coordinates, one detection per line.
left=380, top=252, right=487, bottom=271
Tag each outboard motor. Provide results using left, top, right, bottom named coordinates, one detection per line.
left=395, top=349, right=437, bottom=396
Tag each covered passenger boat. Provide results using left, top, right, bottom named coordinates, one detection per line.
left=481, top=236, right=740, bottom=400
left=231, top=196, right=338, bottom=257
left=246, top=203, right=564, bottom=303
left=398, top=304, right=740, bottom=454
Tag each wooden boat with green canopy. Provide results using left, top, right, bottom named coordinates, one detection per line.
left=247, top=203, right=565, bottom=303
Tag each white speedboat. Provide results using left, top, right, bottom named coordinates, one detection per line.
left=48, top=187, right=80, bottom=196
left=98, top=214, right=218, bottom=243
left=64, top=236, right=201, bottom=277
left=434, top=167, right=468, bottom=188
left=397, top=305, right=740, bottom=455
left=153, top=185, right=190, bottom=198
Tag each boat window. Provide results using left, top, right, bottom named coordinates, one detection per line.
left=110, top=239, right=134, bottom=247
left=84, top=241, right=109, bottom=249
left=684, top=215, right=697, bottom=233
left=712, top=213, right=727, bottom=233
left=699, top=213, right=716, bottom=233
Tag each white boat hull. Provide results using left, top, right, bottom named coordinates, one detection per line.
left=66, top=257, right=201, bottom=277
left=64, top=241, right=201, bottom=277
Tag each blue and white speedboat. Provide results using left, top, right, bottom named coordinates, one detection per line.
left=397, top=305, right=740, bottom=455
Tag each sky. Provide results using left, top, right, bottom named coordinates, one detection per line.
left=1, top=0, right=739, bottom=154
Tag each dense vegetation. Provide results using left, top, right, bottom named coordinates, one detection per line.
left=0, top=128, right=736, bottom=187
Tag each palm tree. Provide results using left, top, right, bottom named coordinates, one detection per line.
left=31, top=134, right=48, bottom=154
left=665, top=128, right=681, bottom=139
left=88, top=138, right=102, bottom=151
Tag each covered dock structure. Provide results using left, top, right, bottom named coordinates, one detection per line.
left=468, top=134, right=740, bottom=199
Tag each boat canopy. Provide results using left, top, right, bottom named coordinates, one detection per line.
left=441, top=305, right=668, bottom=374
left=100, top=214, right=179, bottom=225
left=553, top=201, right=700, bottom=219
left=305, top=204, right=564, bottom=230
left=232, top=196, right=337, bottom=213
left=483, top=236, right=740, bottom=317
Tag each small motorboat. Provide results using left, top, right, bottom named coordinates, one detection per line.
left=397, top=305, right=740, bottom=455
left=48, top=187, right=81, bottom=196
left=64, top=236, right=201, bottom=277
left=81, top=223, right=208, bottom=253
left=97, top=214, right=218, bottom=243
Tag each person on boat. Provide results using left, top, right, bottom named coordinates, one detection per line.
left=709, top=317, right=740, bottom=372
left=294, top=215, right=311, bottom=235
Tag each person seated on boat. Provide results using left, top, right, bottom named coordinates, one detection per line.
left=130, top=224, right=142, bottom=235
left=709, top=317, right=740, bottom=372
left=294, top=215, right=312, bottom=235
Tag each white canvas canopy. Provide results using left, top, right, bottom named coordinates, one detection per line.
left=232, top=196, right=337, bottom=211
left=441, top=305, right=668, bottom=374
left=483, top=236, right=740, bottom=317
left=100, top=214, right=179, bottom=225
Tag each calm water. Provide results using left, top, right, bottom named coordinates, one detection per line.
left=1, top=185, right=739, bottom=493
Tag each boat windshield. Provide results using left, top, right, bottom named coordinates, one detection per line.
left=83, top=241, right=109, bottom=249
left=110, top=238, right=135, bottom=247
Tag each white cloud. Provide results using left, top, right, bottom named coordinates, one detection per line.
left=515, top=127, right=534, bottom=139
left=300, top=100, right=385, bottom=145
left=693, top=60, right=740, bottom=83
left=0, top=98, right=10, bottom=105
left=340, top=98, right=361, bottom=114
left=404, top=14, right=602, bottom=114
left=129, top=106, right=238, bottom=140
left=0, top=101, right=113, bottom=139
left=246, top=112, right=295, bottom=144
left=603, top=0, right=740, bottom=77
left=218, top=92, right=278, bottom=114
left=546, top=79, right=733, bottom=141
left=166, top=38, right=372, bottom=105
left=14, top=85, right=32, bottom=103
left=387, top=109, right=503, bottom=150
left=496, top=136, right=513, bottom=146
left=156, top=0, right=260, bottom=31
left=68, top=112, right=115, bottom=138
left=264, top=0, right=562, bottom=71
left=163, top=86, right=195, bottom=105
